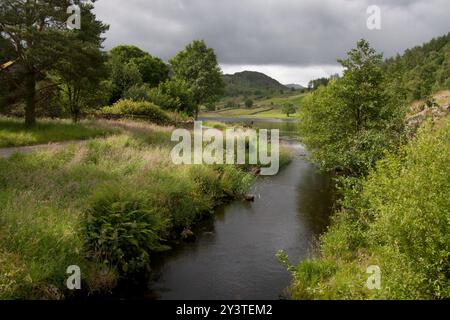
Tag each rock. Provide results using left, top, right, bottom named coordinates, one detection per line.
left=245, top=194, right=255, bottom=202
left=181, top=229, right=196, bottom=242
left=250, top=167, right=261, bottom=175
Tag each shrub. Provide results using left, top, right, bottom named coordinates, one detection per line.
left=84, top=186, right=169, bottom=275
left=101, top=99, right=171, bottom=125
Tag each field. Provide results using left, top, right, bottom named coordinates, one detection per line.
left=201, top=92, right=307, bottom=119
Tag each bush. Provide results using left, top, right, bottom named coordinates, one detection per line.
left=101, top=99, right=171, bottom=125
left=290, top=117, right=450, bottom=299
left=84, top=186, right=169, bottom=275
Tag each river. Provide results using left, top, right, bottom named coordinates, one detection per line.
left=145, top=118, right=333, bottom=300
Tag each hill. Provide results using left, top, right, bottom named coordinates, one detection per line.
left=222, top=71, right=289, bottom=97
left=284, top=83, right=305, bottom=90
left=383, top=32, right=450, bottom=101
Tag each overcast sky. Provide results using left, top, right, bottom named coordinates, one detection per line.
left=93, top=0, right=450, bottom=86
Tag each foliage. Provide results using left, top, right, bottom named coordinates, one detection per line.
left=169, top=40, right=224, bottom=116
left=298, top=40, right=406, bottom=176
left=245, top=99, right=254, bottom=108
left=383, top=32, right=450, bottom=101
left=156, top=79, right=196, bottom=115
left=101, top=100, right=171, bottom=125
left=123, top=84, right=150, bottom=102
left=52, top=4, right=109, bottom=122
left=282, top=103, right=297, bottom=117
left=85, top=186, right=169, bottom=275
left=290, top=117, right=450, bottom=299
left=109, top=45, right=169, bottom=88
left=0, top=1, right=106, bottom=126
left=108, top=59, right=143, bottom=104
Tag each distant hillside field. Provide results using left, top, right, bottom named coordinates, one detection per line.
left=201, top=92, right=307, bottom=119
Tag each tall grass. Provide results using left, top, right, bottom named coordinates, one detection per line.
left=0, top=121, right=261, bottom=299
left=0, top=117, right=112, bottom=148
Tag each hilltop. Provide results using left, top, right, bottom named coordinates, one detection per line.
left=222, top=71, right=289, bottom=97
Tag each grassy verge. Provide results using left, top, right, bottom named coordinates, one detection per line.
left=0, top=117, right=113, bottom=148
left=285, top=116, right=449, bottom=299
left=0, top=119, right=291, bottom=299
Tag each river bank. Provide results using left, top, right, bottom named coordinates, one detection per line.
left=110, top=118, right=332, bottom=300
left=0, top=118, right=294, bottom=299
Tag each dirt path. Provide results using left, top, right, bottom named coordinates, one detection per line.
left=0, top=140, right=87, bottom=158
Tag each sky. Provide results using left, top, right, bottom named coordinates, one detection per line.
left=93, top=0, right=450, bottom=86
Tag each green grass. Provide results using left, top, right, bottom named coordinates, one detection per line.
left=257, top=92, right=307, bottom=107
left=0, top=117, right=113, bottom=148
left=0, top=119, right=292, bottom=299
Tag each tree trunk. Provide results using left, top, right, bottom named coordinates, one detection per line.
left=24, top=72, right=36, bottom=127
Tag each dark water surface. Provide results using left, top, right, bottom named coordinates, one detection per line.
left=147, top=118, right=332, bottom=300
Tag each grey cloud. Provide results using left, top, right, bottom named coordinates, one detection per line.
left=93, top=0, right=450, bottom=66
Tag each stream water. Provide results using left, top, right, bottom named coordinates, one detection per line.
left=145, top=118, right=333, bottom=300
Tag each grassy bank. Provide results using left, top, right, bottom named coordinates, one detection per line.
left=0, top=117, right=113, bottom=148
left=201, top=92, right=306, bottom=119
left=286, top=116, right=449, bottom=299
left=0, top=119, right=292, bottom=299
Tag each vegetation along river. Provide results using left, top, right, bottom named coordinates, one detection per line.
left=145, top=118, right=333, bottom=299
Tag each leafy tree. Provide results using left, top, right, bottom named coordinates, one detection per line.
left=109, top=59, right=143, bottom=104
left=0, top=0, right=75, bottom=126
left=383, top=32, right=450, bottom=101
left=245, top=99, right=253, bottom=108
left=109, top=45, right=168, bottom=88
left=299, top=40, right=405, bottom=176
left=169, top=40, right=224, bottom=118
left=123, top=84, right=150, bottom=102
left=282, top=103, right=296, bottom=117
left=308, top=77, right=330, bottom=90
left=52, top=4, right=109, bottom=122
left=204, top=102, right=216, bottom=112
left=157, top=79, right=195, bottom=115
left=109, top=45, right=147, bottom=62
left=132, top=55, right=169, bottom=87
left=143, top=79, right=195, bottom=116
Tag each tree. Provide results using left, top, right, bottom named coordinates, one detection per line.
left=169, top=40, right=224, bottom=118
left=132, top=55, right=169, bottom=87
left=282, top=103, right=296, bottom=117
left=109, top=59, right=143, bottom=104
left=109, top=45, right=168, bottom=88
left=52, top=4, right=109, bottom=122
left=299, top=40, right=405, bottom=176
left=143, top=78, right=196, bottom=116
left=157, top=79, right=196, bottom=115
left=308, top=77, right=330, bottom=90
left=0, top=0, right=74, bottom=126
left=245, top=99, right=253, bottom=108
